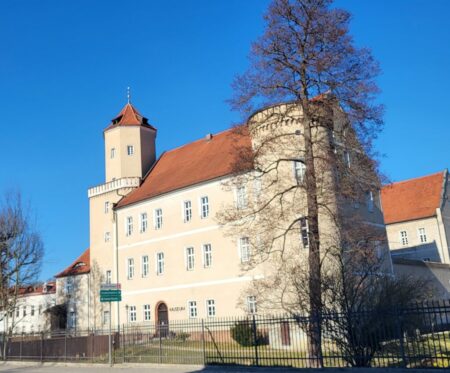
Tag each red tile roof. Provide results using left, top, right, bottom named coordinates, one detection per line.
left=55, top=248, right=90, bottom=278
left=105, top=103, right=157, bottom=131
left=17, top=282, right=56, bottom=297
left=117, top=128, right=252, bottom=208
left=381, top=171, right=445, bottom=225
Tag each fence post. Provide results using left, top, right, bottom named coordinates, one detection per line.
left=122, top=324, right=125, bottom=363
left=396, top=309, right=407, bottom=368
left=252, top=314, right=259, bottom=366
left=201, top=319, right=206, bottom=365
left=20, top=333, right=23, bottom=361
left=40, top=332, right=43, bottom=362
left=159, top=325, right=162, bottom=364
left=64, top=330, right=67, bottom=362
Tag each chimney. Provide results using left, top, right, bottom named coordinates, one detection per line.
left=205, top=133, right=213, bottom=141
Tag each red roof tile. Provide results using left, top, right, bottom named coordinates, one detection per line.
left=55, top=248, right=90, bottom=278
left=117, top=128, right=252, bottom=208
left=381, top=171, right=445, bottom=225
left=17, top=282, right=56, bottom=297
left=105, top=103, right=156, bottom=131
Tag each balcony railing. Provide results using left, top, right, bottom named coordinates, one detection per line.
left=88, top=177, right=140, bottom=198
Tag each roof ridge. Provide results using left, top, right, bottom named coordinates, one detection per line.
left=383, top=170, right=445, bottom=187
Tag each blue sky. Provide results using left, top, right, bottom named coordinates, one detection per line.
left=0, top=0, right=449, bottom=281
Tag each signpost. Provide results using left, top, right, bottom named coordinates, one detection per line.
left=100, top=283, right=121, bottom=366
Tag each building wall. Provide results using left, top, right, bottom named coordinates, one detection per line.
left=0, top=292, right=56, bottom=334
left=392, top=257, right=450, bottom=299
left=386, top=216, right=446, bottom=262
left=439, top=170, right=450, bottom=262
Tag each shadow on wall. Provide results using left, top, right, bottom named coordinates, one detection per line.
left=391, top=241, right=442, bottom=262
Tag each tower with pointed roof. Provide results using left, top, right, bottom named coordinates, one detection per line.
left=104, top=102, right=157, bottom=181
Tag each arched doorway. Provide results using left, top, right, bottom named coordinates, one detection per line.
left=156, top=302, right=168, bottom=337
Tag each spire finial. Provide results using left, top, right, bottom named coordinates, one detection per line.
left=127, top=86, right=131, bottom=104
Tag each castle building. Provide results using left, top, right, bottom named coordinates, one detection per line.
left=58, top=99, right=388, bottom=329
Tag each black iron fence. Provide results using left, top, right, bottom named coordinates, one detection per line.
left=2, top=300, right=450, bottom=368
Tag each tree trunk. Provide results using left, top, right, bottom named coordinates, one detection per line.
left=302, top=107, right=323, bottom=368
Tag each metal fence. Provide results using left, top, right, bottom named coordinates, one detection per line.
left=2, top=300, right=450, bottom=368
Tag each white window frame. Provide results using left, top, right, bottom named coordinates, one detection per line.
left=127, top=145, right=134, bottom=156
left=186, top=247, right=195, bottom=271
left=293, top=160, right=306, bottom=184
left=106, top=270, right=112, bottom=284
left=127, top=258, right=135, bottom=280
left=400, top=231, right=408, bottom=246
left=140, top=213, right=148, bottom=233
left=104, top=201, right=110, bottom=214
left=239, top=237, right=250, bottom=263
left=246, top=296, right=257, bottom=314
left=154, top=208, right=163, bottom=230
left=203, top=244, right=212, bottom=268
left=125, top=216, right=133, bottom=236
left=156, top=252, right=164, bottom=275
left=104, top=231, right=111, bottom=243
left=142, top=255, right=149, bottom=277
left=366, top=191, right=374, bottom=212
left=183, top=200, right=192, bottom=223
left=418, top=228, right=427, bottom=243
left=206, top=299, right=216, bottom=317
left=300, top=217, right=309, bottom=249
left=344, top=151, right=351, bottom=168
left=200, top=196, right=209, bottom=219
left=143, top=304, right=151, bottom=321
left=129, top=306, right=137, bottom=322
left=110, top=148, right=116, bottom=159
left=188, top=301, right=198, bottom=319
left=68, top=311, right=76, bottom=328
left=236, top=186, right=247, bottom=209
left=103, top=310, right=110, bottom=325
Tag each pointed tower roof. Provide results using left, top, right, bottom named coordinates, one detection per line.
left=105, top=103, right=157, bottom=131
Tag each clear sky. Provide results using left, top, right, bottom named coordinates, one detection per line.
left=0, top=0, right=449, bottom=281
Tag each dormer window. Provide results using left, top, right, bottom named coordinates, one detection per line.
left=111, top=148, right=116, bottom=159
left=127, top=145, right=134, bottom=156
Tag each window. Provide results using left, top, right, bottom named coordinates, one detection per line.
left=423, top=257, right=431, bottom=262
left=66, top=277, right=74, bottom=293
left=142, top=255, right=149, bottom=277
left=239, top=237, right=250, bottom=263
left=200, top=196, right=209, bottom=218
left=143, top=304, right=151, bottom=321
left=184, top=201, right=192, bottom=222
left=31, top=305, right=35, bottom=317
left=366, top=191, right=374, bottom=212
left=157, top=252, right=164, bottom=275
left=38, top=305, right=42, bottom=315
left=104, top=231, right=111, bottom=243
left=188, top=301, right=198, bottom=318
left=16, top=308, right=19, bottom=317
left=127, top=145, right=134, bottom=155
left=104, top=201, right=110, bottom=214
left=236, top=186, right=247, bottom=209
left=154, top=208, right=163, bottom=230
left=126, top=216, right=133, bottom=236
left=68, top=312, right=76, bottom=328
left=203, top=244, right=212, bottom=268
left=106, top=270, right=112, bottom=284
left=418, top=228, right=427, bottom=243
left=247, top=296, right=257, bottom=314
left=23, top=306, right=26, bottom=317
left=294, top=160, right=306, bottom=184
left=103, top=310, right=110, bottom=325
left=206, top=299, right=216, bottom=317
left=253, top=176, right=262, bottom=200
left=127, top=258, right=135, bottom=279
left=129, top=306, right=136, bottom=322
left=186, top=247, right=195, bottom=270
left=300, top=218, right=309, bottom=249
left=110, top=148, right=116, bottom=159
left=400, top=231, right=408, bottom=246
left=30, top=325, right=34, bottom=334
left=140, top=213, right=148, bottom=233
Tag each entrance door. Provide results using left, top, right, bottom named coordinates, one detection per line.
left=157, top=303, right=169, bottom=337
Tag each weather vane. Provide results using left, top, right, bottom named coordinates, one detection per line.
left=127, top=86, right=131, bottom=104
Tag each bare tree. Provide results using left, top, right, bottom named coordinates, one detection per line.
left=0, top=192, right=43, bottom=358
left=221, top=0, right=384, bottom=366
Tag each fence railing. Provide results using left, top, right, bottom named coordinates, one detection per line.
left=1, top=300, right=450, bottom=368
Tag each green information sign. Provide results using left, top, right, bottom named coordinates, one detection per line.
left=100, top=286, right=122, bottom=302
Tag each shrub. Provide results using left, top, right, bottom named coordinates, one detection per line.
left=230, top=320, right=268, bottom=347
